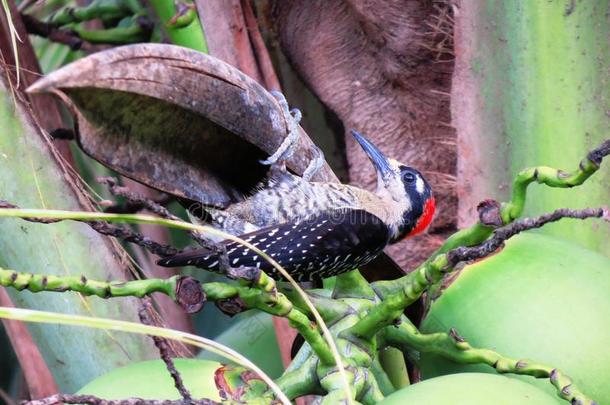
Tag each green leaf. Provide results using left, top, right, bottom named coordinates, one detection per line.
left=0, top=70, right=155, bottom=392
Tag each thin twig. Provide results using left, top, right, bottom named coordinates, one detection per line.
left=88, top=220, right=179, bottom=257
left=0, top=268, right=206, bottom=314
left=138, top=300, right=193, bottom=403
left=20, top=13, right=86, bottom=51
left=447, top=206, right=609, bottom=266
left=21, top=393, right=218, bottom=405
left=0, top=200, right=179, bottom=257
left=98, top=178, right=177, bottom=220
left=385, top=319, right=597, bottom=405
left=98, top=177, right=212, bottom=249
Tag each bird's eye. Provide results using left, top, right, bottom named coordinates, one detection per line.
left=403, top=172, right=416, bottom=183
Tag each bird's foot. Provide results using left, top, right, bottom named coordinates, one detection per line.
left=262, top=91, right=327, bottom=181
left=217, top=246, right=272, bottom=289
left=216, top=244, right=232, bottom=273
left=225, top=265, right=261, bottom=282
left=260, top=91, right=302, bottom=169
left=302, top=145, right=325, bottom=181
left=225, top=264, right=278, bottom=296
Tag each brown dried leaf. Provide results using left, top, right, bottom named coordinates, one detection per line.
left=28, top=44, right=335, bottom=207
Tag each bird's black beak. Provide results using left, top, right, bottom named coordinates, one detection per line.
left=351, top=129, right=393, bottom=179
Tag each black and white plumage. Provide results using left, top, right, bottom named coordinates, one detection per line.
left=158, top=112, right=435, bottom=281
left=158, top=209, right=390, bottom=281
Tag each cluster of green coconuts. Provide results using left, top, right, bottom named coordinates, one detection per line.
left=78, top=233, right=610, bottom=404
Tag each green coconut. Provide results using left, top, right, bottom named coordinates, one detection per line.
left=420, top=233, right=610, bottom=403
left=77, top=359, right=222, bottom=401
left=379, top=373, right=560, bottom=404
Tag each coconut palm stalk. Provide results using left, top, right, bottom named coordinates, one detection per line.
left=0, top=140, right=607, bottom=403
left=0, top=205, right=604, bottom=404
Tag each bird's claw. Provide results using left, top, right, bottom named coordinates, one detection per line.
left=263, top=91, right=326, bottom=181
left=226, top=265, right=261, bottom=282
left=260, top=91, right=302, bottom=168
left=302, top=145, right=325, bottom=181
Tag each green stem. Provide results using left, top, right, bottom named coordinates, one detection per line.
left=370, top=355, right=397, bottom=395
left=343, top=255, right=448, bottom=341
left=285, top=346, right=313, bottom=374
left=319, top=367, right=384, bottom=405
left=378, top=347, right=409, bottom=391
left=384, top=319, right=595, bottom=405
left=358, top=372, right=385, bottom=405
left=282, top=287, right=351, bottom=323
left=320, top=390, right=352, bottom=405
left=72, top=18, right=152, bottom=44
left=50, top=0, right=141, bottom=25
left=147, top=0, right=207, bottom=52
left=502, top=144, right=607, bottom=222
left=234, top=287, right=335, bottom=366
left=0, top=267, right=179, bottom=299
left=333, top=270, right=377, bottom=300
left=275, top=356, right=322, bottom=400
left=0, top=262, right=336, bottom=366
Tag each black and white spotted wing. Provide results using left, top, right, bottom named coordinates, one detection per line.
left=157, top=209, right=391, bottom=281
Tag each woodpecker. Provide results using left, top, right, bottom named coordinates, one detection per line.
left=158, top=127, right=435, bottom=281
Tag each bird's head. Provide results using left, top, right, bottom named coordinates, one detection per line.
left=351, top=129, right=435, bottom=243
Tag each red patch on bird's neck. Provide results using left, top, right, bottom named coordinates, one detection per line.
left=408, top=197, right=436, bottom=237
